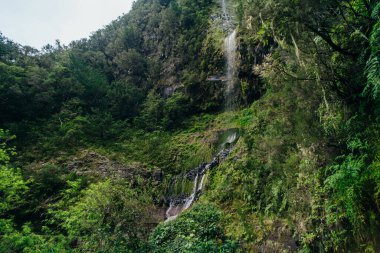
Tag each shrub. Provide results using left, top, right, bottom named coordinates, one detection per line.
left=149, top=203, right=239, bottom=253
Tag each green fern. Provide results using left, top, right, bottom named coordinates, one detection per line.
left=364, top=4, right=380, bottom=99
left=372, top=2, right=380, bottom=19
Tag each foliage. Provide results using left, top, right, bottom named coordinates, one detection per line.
left=49, top=180, right=155, bottom=252
left=204, top=0, right=380, bottom=251
left=0, top=220, right=67, bottom=253
left=0, top=129, right=28, bottom=215
left=135, top=91, right=191, bottom=130
left=149, top=203, right=238, bottom=252
left=0, top=0, right=379, bottom=252
left=364, top=2, right=380, bottom=100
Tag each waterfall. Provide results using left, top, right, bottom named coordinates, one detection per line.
left=183, top=174, right=199, bottom=210
left=165, top=131, right=239, bottom=222
left=165, top=174, right=199, bottom=222
left=225, top=131, right=237, bottom=144
left=224, top=29, right=237, bottom=109
left=197, top=165, right=209, bottom=191
left=164, top=0, right=239, bottom=222
left=222, top=0, right=228, bottom=22
left=221, top=0, right=238, bottom=110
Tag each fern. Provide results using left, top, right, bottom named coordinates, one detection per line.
left=372, top=2, right=380, bottom=19
left=364, top=4, right=380, bottom=99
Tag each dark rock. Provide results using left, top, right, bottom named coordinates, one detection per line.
left=153, top=170, right=164, bottom=182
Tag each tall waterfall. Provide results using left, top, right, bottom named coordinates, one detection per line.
left=164, top=0, right=239, bottom=222
left=224, top=29, right=237, bottom=109
left=221, top=0, right=238, bottom=110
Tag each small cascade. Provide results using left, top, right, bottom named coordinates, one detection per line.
left=197, top=168, right=207, bottom=191
left=165, top=131, right=239, bottom=221
left=183, top=173, right=198, bottom=210
left=226, top=131, right=237, bottom=144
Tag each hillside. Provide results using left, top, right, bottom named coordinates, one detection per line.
left=0, top=0, right=379, bottom=252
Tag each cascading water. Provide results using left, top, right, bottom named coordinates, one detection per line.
left=165, top=143, right=236, bottom=221
left=164, top=0, right=239, bottom=222
left=224, top=29, right=238, bottom=110
left=164, top=129, right=239, bottom=221
left=221, top=0, right=228, bottom=21
left=165, top=174, right=199, bottom=222
left=222, top=0, right=238, bottom=110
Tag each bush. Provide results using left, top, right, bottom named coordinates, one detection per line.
left=149, top=203, right=239, bottom=253
left=50, top=180, right=155, bottom=252
left=0, top=129, right=28, bottom=215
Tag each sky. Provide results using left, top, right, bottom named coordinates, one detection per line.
left=0, top=0, right=134, bottom=49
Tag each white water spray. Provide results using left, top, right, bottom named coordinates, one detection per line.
left=224, top=29, right=237, bottom=109
left=165, top=173, right=200, bottom=222
left=183, top=174, right=198, bottom=210
left=221, top=0, right=238, bottom=110
left=198, top=174, right=206, bottom=191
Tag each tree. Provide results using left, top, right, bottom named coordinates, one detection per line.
left=51, top=180, right=155, bottom=252
left=0, top=129, right=28, bottom=215
left=149, top=204, right=238, bottom=253
left=135, top=91, right=165, bottom=131
left=162, top=92, right=190, bottom=129
left=107, top=80, right=145, bottom=119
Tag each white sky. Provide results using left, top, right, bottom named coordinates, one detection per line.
left=0, top=0, right=134, bottom=49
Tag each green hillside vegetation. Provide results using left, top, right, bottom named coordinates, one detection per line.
left=0, top=0, right=379, bottom=252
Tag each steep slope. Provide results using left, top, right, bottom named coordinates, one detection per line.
left=148, top=0, right=380, bottom=252
left=200, top=0, right=380, bottom=252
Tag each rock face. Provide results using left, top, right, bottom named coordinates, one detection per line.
left=209, top=1, right=236, bottom=34
left=67, top=150, right=163, bottom=183
left=162, top=85, right=183, bottom=98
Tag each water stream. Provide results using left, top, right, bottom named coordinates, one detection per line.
left=164, top=0, right=238, bottom=222
left=221, top=0, right=229, bottom=22
left=165, top=131, right=238, bottom=221
left=224, top=29, right=238, bottom=109
left=222, top=0, right=238, bottom=110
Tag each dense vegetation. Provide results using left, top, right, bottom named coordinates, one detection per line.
left=0, top=0, right=379, bottom=252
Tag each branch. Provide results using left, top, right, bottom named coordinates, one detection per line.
left=279, top=66, right=332, bottom=82
left=304, top=23, right=358, bottom=58
left=337, top=5, right=357, bottom=32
